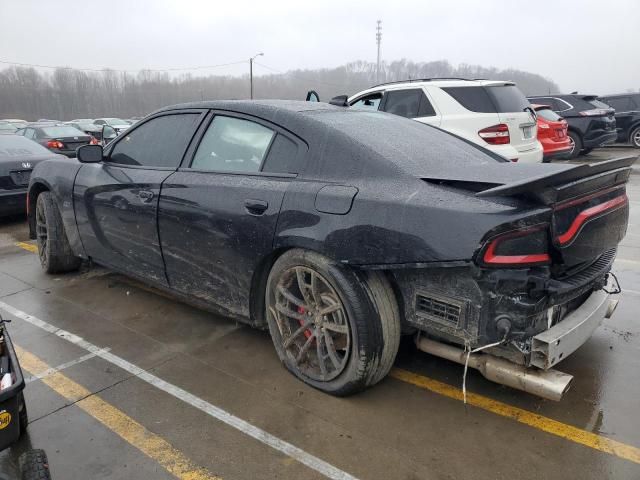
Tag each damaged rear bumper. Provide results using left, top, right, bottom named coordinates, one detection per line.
left=531, top=289, right=615, bottom=370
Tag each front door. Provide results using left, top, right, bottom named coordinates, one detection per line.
left=158, top=113, right=304, bottom=319
left=74, top=111, right=204, bottom=284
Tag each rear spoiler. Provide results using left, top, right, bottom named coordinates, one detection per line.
left=476, top=156, right=637, bottom=201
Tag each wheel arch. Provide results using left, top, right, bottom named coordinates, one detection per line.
left=27, top=180, right=52, bottom=240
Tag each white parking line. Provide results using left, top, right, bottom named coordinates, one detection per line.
left=0, top=300, right=359, bottom=480
left=25, top=348, right=111, bottom=383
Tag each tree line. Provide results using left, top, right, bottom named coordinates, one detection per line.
left=0, top=59, right=560, bottom=120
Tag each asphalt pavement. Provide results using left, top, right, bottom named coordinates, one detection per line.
left=0, top=147, right=638, bottom=480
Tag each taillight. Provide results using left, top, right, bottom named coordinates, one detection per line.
left=480, top=225, right=551, bottom=267
left=578, top=109, right=611, bottom=117
left=47, top=140, right=64, bottom=149
left=90, top=137, right=99, bottom=145
left=478, top=124, right=510, bottom=145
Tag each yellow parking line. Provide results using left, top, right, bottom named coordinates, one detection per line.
left=390, top=368, right=640, bottom=465
left=15, top=241, right=37, bottom=253
left=16, top=345, right=221, bottom=480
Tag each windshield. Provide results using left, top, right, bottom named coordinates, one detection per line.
left=41, top=126, right=87, bottom=137
left=486, top=85, right=530, bottom=113
left=536, top=108, right=562, bottom=122
left=105, top=118, right=128, bottom=125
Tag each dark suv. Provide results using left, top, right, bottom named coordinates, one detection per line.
left=527, top=94, right=617, bottom=159
left=598, top=93, right=640, bottom=148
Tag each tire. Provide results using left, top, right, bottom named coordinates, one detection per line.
left=566, top=131, right=582, bottom=159
left=582, top=148, right=593, bottom=155
left=265, top=249, right=401, bottom=396
left=35, top=192, right=81, bottom=274
left=630, top=126, right=640, bottom=148
left=19, top=449, right=51, bottom=480
left=18, top=392, right=28, bottom=435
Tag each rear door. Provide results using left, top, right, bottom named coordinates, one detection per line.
left=158, top=112, right=304, bottom=319
left=379, top=88, right=441, bottom=126
left=74, top=111, right=204, bottom=284
left=602, top=96, right=636, bottom=141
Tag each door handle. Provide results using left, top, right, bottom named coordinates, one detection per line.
left=137, top=190, right=154, bottom=202
left=244, top=199, right=268, bottom=215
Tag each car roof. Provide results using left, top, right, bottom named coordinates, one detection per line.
left=348, top=79, right=516, bottom=100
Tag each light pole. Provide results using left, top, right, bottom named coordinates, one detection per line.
left=249, top=52, right=264, bottom=99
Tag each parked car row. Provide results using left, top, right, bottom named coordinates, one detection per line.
left=308, top=79, right=638, bottom=163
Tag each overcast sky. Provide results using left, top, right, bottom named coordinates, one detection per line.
left=1, top=0, right=638, bottom=95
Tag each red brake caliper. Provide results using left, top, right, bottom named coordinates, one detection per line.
left=297, top=306, right=313, bottom=339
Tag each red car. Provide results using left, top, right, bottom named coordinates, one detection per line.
left=532, top=104, right=573, bottom=162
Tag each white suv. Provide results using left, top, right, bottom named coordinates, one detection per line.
left=348, top=79, right=543, bottom=163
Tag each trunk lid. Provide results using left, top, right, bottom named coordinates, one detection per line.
left=423, top=156, right=636, bottom=268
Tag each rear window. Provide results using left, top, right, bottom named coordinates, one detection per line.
left=588, top=99, right=612, bottom=110
left=442, top=86, right=495, bottom=113
left=41, top=126, right=86, bottom=137
left=486, top=85, right=530, bottom=113
left=536, top=108, right=562, bottom=121
left=0, top=135, right=52, bottom=158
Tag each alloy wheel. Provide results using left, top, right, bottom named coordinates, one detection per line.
left=269, top=266, right=351, bottom=382
left=633, top=129, right=640, bottom=148
left=35, top=200, right=48, bottom=266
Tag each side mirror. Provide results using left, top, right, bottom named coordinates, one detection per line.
left=102, top=125, right=117, bottom=145
left=306, top=90, right=320, bottom=102
left=77, top=144, right=103, bottom=163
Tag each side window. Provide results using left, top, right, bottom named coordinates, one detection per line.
left=24, top=128, right=36, bottom=139
left=442, top=87, right=495, bottom=113
left=381, top=89, right=424, bottom=118
left=262, top=134, right=299, bottom=174
left=553, top=98, right=573, bottom=112
left=94, top=119, right=104, bottom=125
left=350, top=92, right=383, bottom=110
left=109, top=113, right=199, bottom=168
left=191, top=116, right=275, bottom=173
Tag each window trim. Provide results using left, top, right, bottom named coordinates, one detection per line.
left=103, top=109, right=207, bottom=169
left=181, top=109, right=306, bottom=178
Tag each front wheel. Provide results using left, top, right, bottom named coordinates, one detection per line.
left=630, top=126, right=640, bottom=148
left=35, top=192, right=81, bottom=274
left=265, top=249, right=400, bottom=396
left=20, top=450, right=52, bottom=480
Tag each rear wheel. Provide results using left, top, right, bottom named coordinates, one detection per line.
left=265, top=249, right=400, bottom=396
left=567, top=131, right=582, bottom=159
left=630, top=126, right=640, bottom=148
left=35, top=192, right=81, bottom=274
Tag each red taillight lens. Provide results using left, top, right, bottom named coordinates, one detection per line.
left=481, top=226, right=551, bottom=267
left=478, top=124, right=510, bottom=145
left=90, top=137, right=99, bottom=145
left=46, top=140, right=64, bottom=149
left=578, top=109, right=611, bottom=117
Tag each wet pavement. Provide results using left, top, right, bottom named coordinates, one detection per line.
left=0, top=147, right=639, bottom=479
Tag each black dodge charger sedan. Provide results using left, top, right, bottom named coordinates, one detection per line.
left=26, top=100, right=634, bottom=399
